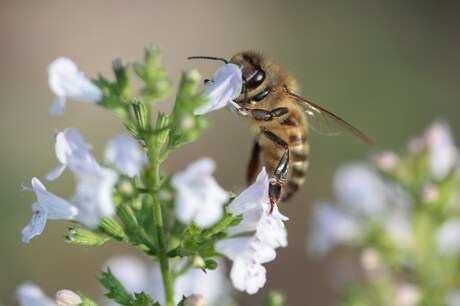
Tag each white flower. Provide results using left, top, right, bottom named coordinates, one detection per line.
left=103, top=255, right=232, bottom=306
left=215, top=169, right=288, bottom=294
left=194, top=63, right=243, bottom=115
left=227, top=168, right=288, bottom=240
left=21, top=178, right=78, bottom=243
left=172, top=158, right=229, bottom=228
left=394, top=283, right=420, bottom=306
left=445, top=290, right=460, bottom=306
left=307, top=202, right=360, bottom=257
left=435, top=218, right=460, bottom=256
left=71, top=165, right=118, bottom=228
left=105, top=135, right=148, bottom=177
left=216, top=237, right=275, bottom=294
left=48, top=57, right=103, bottom=115
left=46, top=128, right=118, bottom=228
left=333, top=164, right=386, bottom=216
left=16, top=282, right=56, bottom=306
left=424, top=122, right=459, bottom=180
left=46, top=127, right=98, bottom=181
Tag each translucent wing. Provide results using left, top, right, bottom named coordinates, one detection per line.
left=284, top=88, right=374, bottom=146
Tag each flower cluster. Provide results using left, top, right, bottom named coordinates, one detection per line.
left=18, top=50, right=288, bottom=306
left=22, top=127, right=147, bottom=243
left=308, top=122, right=460, bottom=305
left=216, top=169, right=288, bottom=294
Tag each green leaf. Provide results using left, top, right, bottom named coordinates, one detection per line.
left=132, top=292, right=161, bottom=306
left=98, top=269, right=132, bottom=305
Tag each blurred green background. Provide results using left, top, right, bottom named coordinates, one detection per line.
left=1, top=1, right=459, bottom=305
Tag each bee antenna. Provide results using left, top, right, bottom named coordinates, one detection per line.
left=187, top=56, right=229, bottom=64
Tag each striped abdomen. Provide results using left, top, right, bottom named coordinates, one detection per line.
left=261, top=107, right=309, bottom=201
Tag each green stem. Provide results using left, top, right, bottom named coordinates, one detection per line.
left=153, top=195, right=174, bottom=306
left=145, top=102, right=174, bottom=306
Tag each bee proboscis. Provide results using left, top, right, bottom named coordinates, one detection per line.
left=189, top=51, right=373, bottom=213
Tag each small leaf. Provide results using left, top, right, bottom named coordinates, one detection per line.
left=98, top=269, right=132, bottom=305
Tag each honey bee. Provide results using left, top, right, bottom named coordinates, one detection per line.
left=189, top=51, right=373, bottom=213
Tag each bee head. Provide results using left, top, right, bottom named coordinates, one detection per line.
left=230, top=51, right=266, bottom=90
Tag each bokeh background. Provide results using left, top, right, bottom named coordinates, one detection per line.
left=1, top=1, right=459, bottom=305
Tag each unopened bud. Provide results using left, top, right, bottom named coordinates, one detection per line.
left=56, top=289, right=82, bottom=306
left=184, top=294, right=206, bottom=306
left=192, top=256, right=206, bottom=269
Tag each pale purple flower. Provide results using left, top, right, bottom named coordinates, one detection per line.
left=172, top=158, right=229, bottom=228
left=48, top=57, right=103, bottom=115
left=46, top=127, right=97, bottom=181
left=21, top=178, right=78, bottom=243
left=194, top=63, right=243, bottom=115
left=105, top=135, right=148, bottom=177
left=16, top=282, right=56, bottom=306
left=424, top=122, right=459, bottom=180
left=435, top=218, right=460, bottom=256
left=308, top=202, right=360, bottom=257
left=104, top=255, right=231, bottom=305
left=71, top=165, right=118, bottom=228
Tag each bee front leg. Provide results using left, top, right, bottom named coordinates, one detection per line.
left=262, top=129, right=290, bottom=215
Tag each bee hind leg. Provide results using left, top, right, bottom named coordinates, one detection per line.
left=262, top=129, right=289, bottom=215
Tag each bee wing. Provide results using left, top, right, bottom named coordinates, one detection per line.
left=286, top=90, right=374, bottom=146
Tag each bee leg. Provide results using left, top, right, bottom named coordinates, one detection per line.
left=249, top=107, right=289, bottom=121
left=247, top=140, right=261, bottom=185
left=241, top=79, right=249, bottom=108
left=262, top=129, right=290, bottom=215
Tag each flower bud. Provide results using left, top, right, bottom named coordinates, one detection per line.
left=66, top=226, right=109, bottom=246
left=192, top=256, right=206, bottom=269
left=56, top=289, right=82, bottom=306
left=183, top=294, right=206, bottom=306
left=112, top=57, right=131, bottom=101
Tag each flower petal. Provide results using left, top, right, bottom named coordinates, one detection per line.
left=230, top=258, right=266, bottom=295
left=307, top=202, right=360, bottom=257
left=48, top=57, right=103, bottom=115
left=72, top=167, right=118, bottom=228
left=31, top=177, right=78, bottom=220
left=16, top=282, right=56, bottom=306
left=105, top=135, right=148, bottom=177
left=229, top=168, right=269, bottom=215
left=21, top=202, right=48, bottom=243
left=194, top=64, right=243, bottom=115
left=333, top=164, right=386, bottom=216
left=172, top=158, right=229, bottom=228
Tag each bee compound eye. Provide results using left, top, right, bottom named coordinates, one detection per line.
left=246, top=69, right=266, bottom=89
